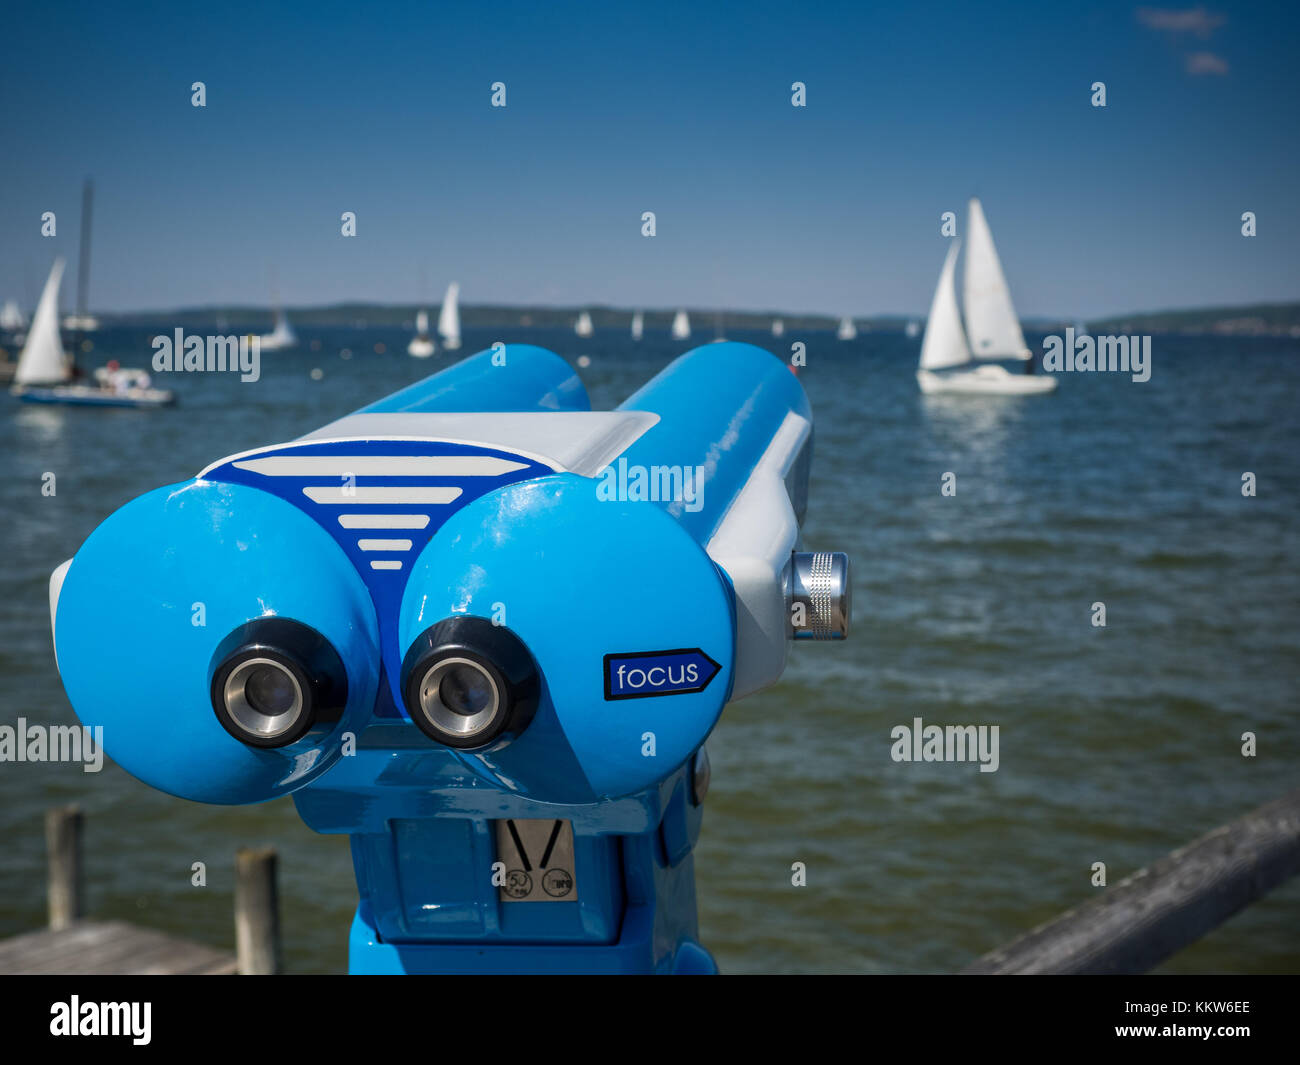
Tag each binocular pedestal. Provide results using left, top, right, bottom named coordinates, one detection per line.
left=294, top=744, right=717, bottom=974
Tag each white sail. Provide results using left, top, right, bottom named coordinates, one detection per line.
left=0, top=300, right=25, bottom=331
left=963, top=198, right=1030, bottom=359
left=438, top=282, right=461, bottom=350
left=274, top=309, right=296, bottom=344
left=671, top=309, right=690, bottom=340
left=14, top=260, right=71, bottom=386
left=919, top=241, right=972, bottom=371
left=416, top=309, right=429, bottom=334
left=630, top=311, right=643, bottom=340
left=258, top=308, right=297, bottom=350
left=575, top=311, right=594, bottom=337
left=837, top=316, right=857, bottom=340
left=771, top=318, right=785, bottom=338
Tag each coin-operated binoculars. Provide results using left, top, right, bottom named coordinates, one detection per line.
left=50, top=341, right=849, bottom=974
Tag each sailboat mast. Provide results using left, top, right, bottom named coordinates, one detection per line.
left=76, top=180, right=93, bottom=321
left=71, top=178, right=93, bottom=373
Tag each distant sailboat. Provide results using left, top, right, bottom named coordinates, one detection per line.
left=1, top=300, right=26, bottom=332
left=916, top=206, right=1056, bottom=396
left=905, top=320, right=920, bottom=339
left=407, top=309, right=435, bottom=358
left=438, top=282, right=461, bottom=351
left=575, top=310, right=594, bottom=338
left=712, top=311, right=726, bottom=343
left=771, top=318, right=785, bottom=338
left=671, top=309, right=691, bottom=341
left=0, top=301, right=24, bottom=378
left=11, top=259, right=173, bottom=407
left=630, top=311, right=643, bottom=341
left=258, top=306, right=298, bottom=351
left=837, top=316, right=857, bottom=341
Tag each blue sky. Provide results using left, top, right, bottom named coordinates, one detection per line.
left=1, top=1, right=1296, bottom=318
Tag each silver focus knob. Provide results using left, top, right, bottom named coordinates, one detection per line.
left=787, top=551, right=850, bottom=640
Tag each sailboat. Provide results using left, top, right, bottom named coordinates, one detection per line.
left=837, top=317, right=857, bottom=341
left=771, top=318, right=785, bottom=338
left=0, top=300, right=26, bottom=381
left=712, top=311, right=726, bottom=343
left=630, top=311, right=643, bottom=341
left=905, top=320, right=920, bottom=339
left=575, top=310, right=594, bottom=338
left=0, top=301, right=25, bottom=333
left=438, top=282, right=461, bottom=351
left=916, top=208, right=1056, bottom=395
left=257, top=306, right=297, bottom=351
left=11, top=259, right=174, bottom=407
left=407, top=309, right=435, bottom=357
left=671, top=309, right=691, bottom=341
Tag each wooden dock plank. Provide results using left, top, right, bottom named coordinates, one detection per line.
left=0, top=921, right=136, bottom=970
left=0, top=920, right=237, bottom=975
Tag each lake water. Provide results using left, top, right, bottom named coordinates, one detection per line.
left=2, top=324, right=1297, bottom=973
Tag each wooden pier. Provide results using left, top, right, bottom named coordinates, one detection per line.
left=0, top=805, right=280, bottom=975
left=0, top=919, right=238, bottom=975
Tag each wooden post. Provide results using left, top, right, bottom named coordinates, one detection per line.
left=45, top=805, right=84, bottom=931
left=965, top=786, right=1300, bottom=974
left=234, top=847, right=281, bottom=975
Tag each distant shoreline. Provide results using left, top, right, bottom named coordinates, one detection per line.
left=47, top=300, right=1300, bottom=339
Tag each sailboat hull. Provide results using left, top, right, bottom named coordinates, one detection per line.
left=917, top=366, right=1056, bottom=395
left=407, top=337, right=435, bottom=358
left=12, top=383, right=177, bottom=407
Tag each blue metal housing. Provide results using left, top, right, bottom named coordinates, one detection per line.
left=50, top=342, right=813, bottom=974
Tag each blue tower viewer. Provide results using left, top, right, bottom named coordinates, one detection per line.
left=50, top=342, right=850, bottom=974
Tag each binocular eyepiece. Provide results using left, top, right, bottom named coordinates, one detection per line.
left=400, top=617, right=540, bottom=748
left=210, top=618, right=348, bottom=748
left=209, top=614, right=539, bottom=752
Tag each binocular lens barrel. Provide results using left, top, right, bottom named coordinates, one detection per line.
left=401, top=617, right=539, bottom=749
left=210, top=618, right=348, bottom=748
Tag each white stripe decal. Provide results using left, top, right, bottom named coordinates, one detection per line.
left=303, top=486, right=463, bottom=505
left=369, top=560, right=403, bottom=571
left=357, top=538, right=413, bottom=552
left=235, top=455, right=528, bottom=477
left=338, top=514, right=431, bottom=529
